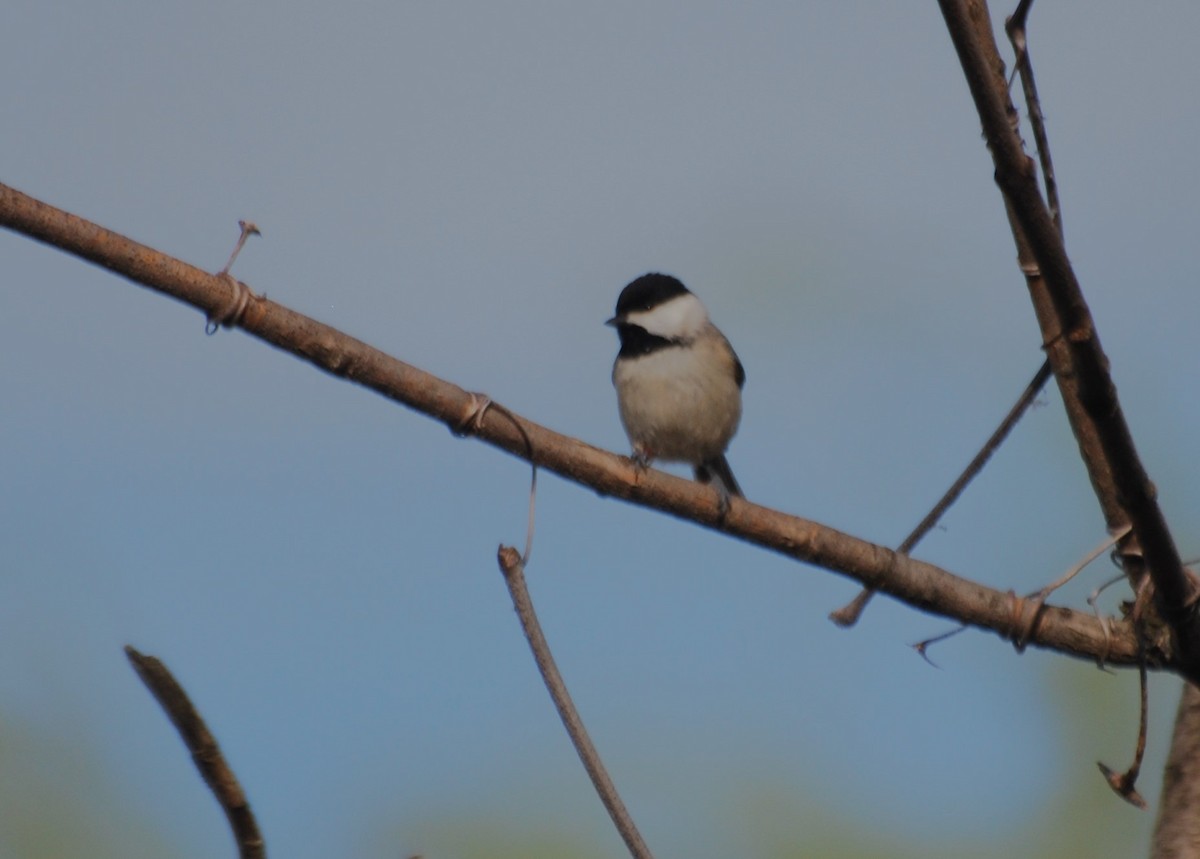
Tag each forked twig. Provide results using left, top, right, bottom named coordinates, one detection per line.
left=496, top=547, right=654, bottom=859
left=1005, top=0, right=1063, bottom=235
left=912, top=624, right=967, bottom=667
left=125, top=646, right=266, bottom=859
left=831, top=360, right=1052, bottom=627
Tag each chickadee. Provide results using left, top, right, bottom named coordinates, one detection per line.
left=606, top=273, right=744, bottom=501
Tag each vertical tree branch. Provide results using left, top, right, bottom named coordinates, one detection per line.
left=938, top=3, right=1200, bottom=848
left=1153, top=684, right=1200, bottom=858
left=935, top=0, right=1198, bottom=674
left=125, top=646, right=266, bottom=859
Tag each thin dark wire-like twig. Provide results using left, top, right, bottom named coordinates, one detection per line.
left=1098, top=649, right=1150, bottom=809
left=912, top=624, right=967, bottom=667
left=452, top=395, right=540, bottom=563
left=496, top=547, right=654, bottom=859
left=125, top=646, right=266, bottom=859
left=831, top=359, right=1053, bottom=627
left=1010, top=524, right=1133, bottom=650
left=1006, top=0, right=1063, bottom=236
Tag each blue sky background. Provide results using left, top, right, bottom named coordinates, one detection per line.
left=3, top=2, right=1200, bottom=857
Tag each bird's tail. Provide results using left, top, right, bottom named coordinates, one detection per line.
left=695, top=454, right=742, bottom=498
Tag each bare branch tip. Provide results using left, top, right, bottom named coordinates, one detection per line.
left=497, top=544, right=522, bottom=575
left=123, top=644, right=161, bottom=678
left=912, top=643, right=943, bottom=670
left=911, top=624, right=968, bottom=667
left=829, top=590, right=872, bottom=628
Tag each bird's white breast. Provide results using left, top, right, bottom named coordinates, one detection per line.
left=612, top=331, right=742, bottom=464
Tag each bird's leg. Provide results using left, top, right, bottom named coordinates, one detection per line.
left=630, top=443, right=653, bottom=471
left=714, top=481, right=731, bottom=519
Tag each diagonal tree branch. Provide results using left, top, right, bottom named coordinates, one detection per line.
left=125, top=646, right=266, bottom=859
left=0, top=181, right=1164, bottom=669
left=497, top=547, right=654, bottom=859
left=934, top=0, right=1200, bottom=679
left=831, top=359, right=1052, bottom=627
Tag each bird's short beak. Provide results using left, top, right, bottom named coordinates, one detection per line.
left=604, top=315, right=621, bottom=327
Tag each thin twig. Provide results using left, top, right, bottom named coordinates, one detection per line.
left=1011, top=524, right=1133, bottom=649
left=831, top=359, right=1052, bottom=627
left=1038, top=525, right=1132, bottom=601
left=125, top=646, right=266, bottom=859
left=912, top=624, right=967, bottom=667
left=496, top=546, right=654, bottom=859
left=220, top=220, right=261, bottom=276
left=452, top=394, right=539, bottom=563
left=1005, top=0, right=1063, bottom=236
left=1097, top=651, right=1149, bottom=809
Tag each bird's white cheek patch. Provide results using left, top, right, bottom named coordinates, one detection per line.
left=623, top=293, right=708, bottom=339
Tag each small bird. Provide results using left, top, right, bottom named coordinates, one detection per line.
left=606, top=273, right=744, bottom=503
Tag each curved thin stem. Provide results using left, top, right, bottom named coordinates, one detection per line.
left=496, top=547, right=654, bottom=859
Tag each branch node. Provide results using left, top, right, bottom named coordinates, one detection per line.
left=1007, top=590, right=1042, bottom=653
left=206, top=273, right=257, bottom=335
left=450, top=392, right=493, bottom=437
left=206, top=219, right=262, bottom=334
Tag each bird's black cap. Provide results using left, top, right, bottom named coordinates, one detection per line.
left=610, top=273, right=690, bottom=321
